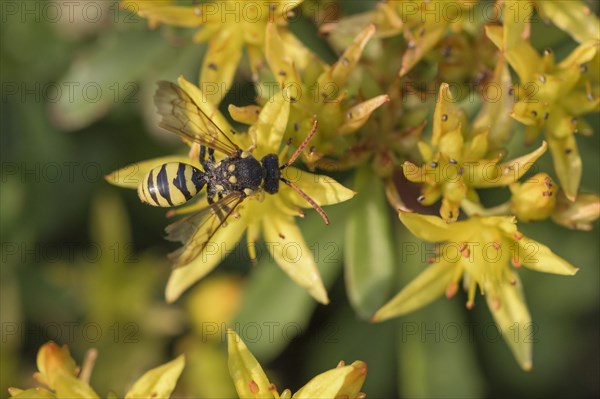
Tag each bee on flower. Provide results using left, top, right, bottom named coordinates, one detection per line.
left=107, top=76, right=355, bottom=304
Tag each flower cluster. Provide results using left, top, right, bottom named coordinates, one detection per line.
left=101, top=0, right=600, bottom=375
left=11, top=338, right=366, bottom=399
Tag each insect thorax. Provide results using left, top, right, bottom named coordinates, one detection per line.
left=209, top=155, right=264, bottom=194
left=261, top=154, right=280, bottom=194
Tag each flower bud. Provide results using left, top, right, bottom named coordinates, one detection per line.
left=510, top=173, right=557, bottom=221
left=551, top=191, right=600, bottom=231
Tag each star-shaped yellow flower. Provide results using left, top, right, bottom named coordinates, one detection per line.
left=107, top=76, right=355, bottom=304
left=122, top=0, right=311, bottom=104
left=227, top=329, right=367, bottom=399
left=486, top=0, right=599, bottom=200
left=8, top=342, right=184, bottom=399
left=403, top=83, right=547, bottom=222
left=373, top=212, right=579, bottom=369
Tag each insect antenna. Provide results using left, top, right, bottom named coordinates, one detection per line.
left=278, top=117, right=329, bottom=225
left=279, top=118, right=318, bottom=170
left=280, top=177, right=330, bottom=225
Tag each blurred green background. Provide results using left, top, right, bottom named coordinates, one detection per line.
left=1, top=1, right=598, bottom=398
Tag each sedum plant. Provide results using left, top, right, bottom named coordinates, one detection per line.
left=102, top=0, right=599, bottom=372
left=10, top=1, right=598, bottom=397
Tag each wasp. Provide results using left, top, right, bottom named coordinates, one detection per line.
left=138, top=81, right=329, bottom=267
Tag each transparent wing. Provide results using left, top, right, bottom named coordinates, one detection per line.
left=165, top=192, right=245, bottom=268
left=155, top=80, right=240, bottom=156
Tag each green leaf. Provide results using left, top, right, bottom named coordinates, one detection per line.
left=124, top=355, right=185, bottom=399
left=396, top=299, right=485, bottom=398
left=345, top=167, right=395, bottom=319
left=48, top=30, right=170, bottom=131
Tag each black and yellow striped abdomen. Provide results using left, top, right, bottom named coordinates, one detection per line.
left=138, top=162, right=205, bottom=207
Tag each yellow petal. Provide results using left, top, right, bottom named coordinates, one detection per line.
left=317, top=24, right=375, bottom=92
left=262, top=214, right=329, bottom=304
left=227, top=330, right=273, bottom=399
left=372, top=261, right=454, bottom=322
left=537, top=1, right=600, bottom=43
left=465, top=131, right=489, bottom=160
left=472, top=58, right=514, bottom=149
left=515, top=237, right=579, bottom=275
left=265, top=22, right=301, bottom=87
left=485, top=22, right=540, bottom=82
left=129, top=3, right=204, bottom=28
left=125, top=355, right=185, bottom=399
left=399, top=21, right=447, bottom=77
left=53, top=375, right=99, bottom=399
left=293, top=361, right=368, bottom=399
left=474, top=141, right=547, bottom=188
left=484, top=274, right=532, bottom=371
left=551, top=191, right=600, bottom=231
left=280, top=167, right=356, bottom=208
left=165, top=214, right=248, bottom=303
left=8, top=388, right=55, bottom=398
left=558, top=40, right=598, bottom=69
left=398, top=212, right=455, bottom=242
left=229, top=104, right=262, bottom=126
left=502, top=1, right=533, bottom=51
left=176, top=75, right=236, bottom=140
left=35, top=343, right=77, bottom=389
left=253, top=90, right=290, bottom=157
left=432, top=83, right=460, bottom=146
left=547, top=133, right=582, bottom=201
left=105, top=156, right=195, bottom=189
left=438, top=128, right=464, bottom=161
left=34, top=342, right=99, bottom=399
left=335, top=95, right=390, bottom=136
left=200, top=28, right=244, bottom=105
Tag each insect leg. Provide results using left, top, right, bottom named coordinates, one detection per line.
left=200, top=145, right=210, bottom=170
left=208, top=148, right=216, bottom=163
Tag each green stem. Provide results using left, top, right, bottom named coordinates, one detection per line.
left=461, top=199, right=512, bottom=217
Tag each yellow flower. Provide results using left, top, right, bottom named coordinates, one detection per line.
left=486, top=1, right=599, bottom=200
left=262, top=22, right=389, bottom=166
left=325, top=0, right=478, bottom=77
left=551, top=190, right=600, bottom=231
left=403, top=83, right=547, bottom=222
left=106, top=76, right=355, bottom=304
left=122, top=0, right=311, bottom=104
left=509, top=173, right=557, bottom=222
left=8, top=342, right=184, bottom=399
left=373, top=212, right=579, bottom=369
left=530, top=0, right=599, bottom=43
left=227, top=329, right=367, bottom=399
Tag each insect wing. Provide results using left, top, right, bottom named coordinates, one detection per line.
left=155, top=80, right=240, bottom=156
left=165, top=192, right=245, bottom=268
